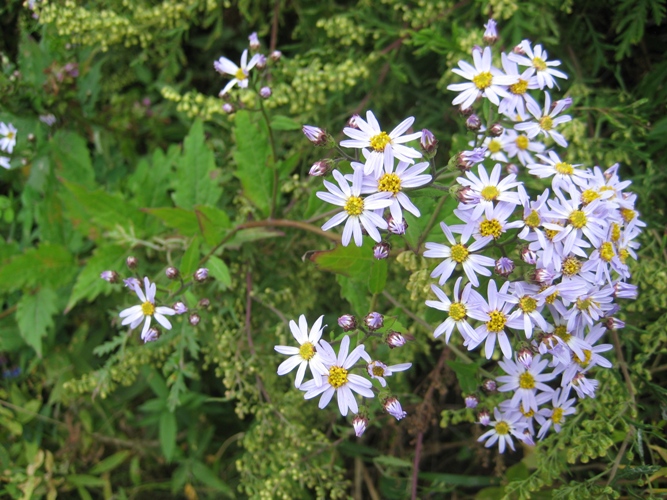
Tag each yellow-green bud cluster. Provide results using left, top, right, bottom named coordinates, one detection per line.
left=315, top=15, right=367, bottom=46
left=161, top=86, right=225, bottom=121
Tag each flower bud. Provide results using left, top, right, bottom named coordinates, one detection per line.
left=383, top=397, right=407, bottom=420
left=604, top=316, right=625, bottom=330
left=551, top=97, right=573, bottom=113
left=506, top=163, right=519, bottom=175
left=124, top=277, right=141, bottom=291
left=270, top=50, right=282, bottom=61
left=465, top=395, right=479, bottom=409
left=143, top=327, right=159, bottom=343
left=194, top=268, right=209, bottom=282
left=189, top=313, right=201, bottom=326
left=521, top=429, right=536, bottom=446
left=198, top=298, right=210, bottom=308
left=309, top=160, right=333, bottom=177
left=455, top=186, right=478, bottom=205
left=222, top=103, right=234, bottom=114
left=517, top=348, right=533, bottom=369
left=338, top=314, right=357, bottom=332
left=489, top=123, right=504, bottom=137
left=126, top=256, right=138, bottom=269
left=365, top=312, right=384, bottom=331
left=255, top=54, right=267, bottom=69
left=513, top=44, right=526, bottom=55
left=482, top=379, right=497, bottom=392
left=521, top=247, right=538, bottom=265
left=302, top=125, right=328, bottom=146
left=27, top=133, right=35, bottom=142
left=173, top=302, right=188, bottom=315
left=386, top=216, right=408, bottom=235
left=613, top=281, right=638, bottom=299
left=373, top=242, right=391, bottom=260
left=420, top=129, right=438, bottom=153
left=352, top=415, right=368, bottom=437
left=494, top=257, right=515, bottom=277
left=347, top=114, right=361, bottom=129
left=259, top=86, right=272, bottom=99
left=483, top=19, right=498, bottom=45
left=100, top=270, right=119, bottom=283
left=532, top=267, right=556, bottom=285
left=478, top=410, right=491, bottom=425
left=386, top=331, right=408, bottom=349
left=459, top=105, right=473, bottom=116
left=165, top=267, right=179, bottom=280
left=248, top=32, right=260, bottom=51
left=465, top=114, right=481, bottom=131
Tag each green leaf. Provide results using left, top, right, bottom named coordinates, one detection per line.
left=180, top=238, right=201, bottom=277
left=207, top=256, right=231, bottom=288
left=172, top=120, right=222, bottom=210
left=368, top=258, right=388, bottom=294
left=0, top=243, right=77, bottom=293
left=191, top=460, right=234, bottom=497
left=194, top=206, right=230, bottom=246
left=16, top=287, right=59, bottom=357
left=143, top=207, right=200, bottom=237
left=309, top=240, right=376, bottom=278
left=65, top=245, right=129, bottom=313
left=446, top=360, right=478, bottom=395
left=159, top=411, right=177, bottom=462
left=88, top=451, right=131, bottom=475
left=374, top=455, right=412, bottom=468
left=270, top=114, right=302, bottom=131
left=67, top=475, right=107, bottom=488
left=336, top=275, right=370, bottom=318
left=232, top=110, right=274, bottom=216
left=50, top=131, right=95, bottom=189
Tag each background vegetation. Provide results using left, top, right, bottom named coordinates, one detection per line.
left=0, top=0, right=666, bottom=498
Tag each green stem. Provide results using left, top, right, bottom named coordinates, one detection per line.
left=258, top=96, right=279, bottom=219
left=416, top=194, right=449, bottom=252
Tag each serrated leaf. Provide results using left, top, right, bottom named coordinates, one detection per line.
left=16, top=287, right=59, bottom=357
left=270, top=114, right=301, bottom=131
left=66, top=245, right=129, bottom=313
left=159, top=411, right=177, bottom=462
left=50, top=131, right=95, bottom=189
left=207, top=256, right=231, bottom=287
left=173, top=120, right=222, bottom=210
left=0, top=243, right=77, bottom=294
left=232, top=110, right=274, bottom=216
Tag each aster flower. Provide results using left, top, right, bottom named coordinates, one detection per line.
left=0, top=123, right=17, bottom=154
left=454, top=202, right=523, bottom=244
left=363, top=358, right=412, bottom=388
left=502, top=129, right=545, bottom=166
left=447, top=47, right=509, bottom=110
left=515, top=92, right=572, bottom=147
left=423, top=222, right=495, bottom=287
left=316, top=168, right=393, bottom=246
left=478, top=408, right=528, bottom=453
left=118, top=277, right=176, bottom=341
left=214, top=49, right=261, bottom=95
left=567, top=372, right=599, bottom=399
left=497, top=53, right=540, bottom=118
left=384, top=397, right=407, bottom=420
left=499, top=391, right=552, bottom=435
left=536, top=388, right=576, bottom=439
left=508, top=40, right=568, bottom=89
left=527, top=151, right=590, bottom=190
left=564, top=285, right=615, bottom=331
left=300, top=336, right=373, bottom=416
left=275, top=315, right=329, bottom=388
left=456, top=163, right=522, bottom=220
left=504, top=281, right=548, bottom=338
left=352, top=415, right=368, bottom=437
left=425, top=277, right=482, bottom=342
left=340, top=110, right=423, bottom=176
left=497, top=355, right=555, bottom=413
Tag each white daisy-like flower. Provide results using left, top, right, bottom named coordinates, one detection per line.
left=527, top=151, right=590, bottom=190
left=515, top=92, right=572, bottom=147
left=502, top=129, right=545, bottom=166
left=454, top=201, right=523, bottom=244
left=358, top=154, right=431, bottom=223
left=274, top=315, right=329, bottom=388
left=340, top=110, right=422, bottom=176
left=0, top=156, right=10, bottom=170
left=548, top=313, right=592, bottom=361
left=425, top=277, right=482, bottom=342
left=456, top=163, right=522, bottom=221
left=508, top=40, right=568, bottom=89
left=499, top=391, right=552, bottom=435
left=0, top=122, right=17, bottom=154
left=567, top=372, right=599, bottom=399
left=478, top=408, right=528, bottom=453
left=118, top=277, right=176, bottom=341
left=316, top=168, right=392, bottom=246
left=560, top=324, right=613, bottom=387
left=504, top=281, right=548, bottom=339
left=447, top=47, right=509, bottom=110
left=497, top=53, right=540, bottom=118
left=563, top=285, right=615, bottom=331
left=423, top=222, right=495, bottom=287
left=497, top=355, right=555, bottom=413
left=300, top=336, right=374, bottom=416
left=214, top=49, right=261, bottom=95
left=362, top=358, right=412, bottom=388
left=535, top=388, right=576, bottom=439
left=476, top=133, right=509, bottom=163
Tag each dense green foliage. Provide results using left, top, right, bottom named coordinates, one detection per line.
left=0, top=0, right=666, bottom=498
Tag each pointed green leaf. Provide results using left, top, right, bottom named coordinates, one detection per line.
left=191, top=461, right=234, bottom=497
left=269, top=114, right=301, bottom=131
left=50, top=131, right=95, bottom=189
left=194, top=206, right=230, bottom=246
left=159, top=411, right=177, bottom=462
left=16, top=287, right=59, bottom=357
left=309, top=240, right=376, bottom=278
left=180, top=238, right=201, bottom=277
left=368, top=259, right=387, bottom=294
left=207, top=256, right=231, bottom=288
left=0, top=244, right=77, bottom=294
left=88, top=451, right=131, bottom=475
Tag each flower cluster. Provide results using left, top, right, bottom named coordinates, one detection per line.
left=0, top=122, right=17, bottom=170
left=275, top=313, right=412, bottom=435
left=424, top=20, right=644, bottom=452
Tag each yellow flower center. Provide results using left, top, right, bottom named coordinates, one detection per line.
left=495, top=421, right=510, bottom=435
left=519, top=372, right=536, bottom=389
left=6, top=132, right=15, bottom=140
left=328, top=366, right=349, bottom=389
left=562, top=256, right=582, bottom=277
left=599, top=242, right=614, bottom=262
left=372, top=365, right=386, bottom=377
left=299, top=342, right=316, bottom=361
left=575, top=349, right=592, bottom=368
left=539, top=116, right=553, bottom=131
left=619, top=248, right=630, bottom=264
left=611, top=223, right=621, bottom=242
left=515, top=135, right=529, bottom=150
left=554, top=325, right=571, bottom=343
left=344, top=196, right=364, bottom=216
left=545, top=291, right=558, bottom=305
left=532, top=57, right=548, bottom=71
left=554, top=162, right=573, bottom=175
left=520, top=407, right=535, bottom=418
left=551, top=407, right=564, bottom=425
left=378, top=173, right=402, bottom=194
left=481, top=185, right=500, bottom=201
left=569, top=210, right=587, bottom=229
left=235, top=68, right=247, bottom=80
left=449, top=302, right=467, bottom=321
left=510, top=79, right=529, bottom=95
left=488, top=139, right=502, bottom=154
left=519, top=296, right=538, bottom=313
left=581, top=189, right=600, bottom=204
left=450, top=244, right=469, bottom=263
left=620, top=208, right=636, bottom=223
left=473, top=71, right=493, bottom=90
left=576, top=297, right=594, bottom=311
left=141, top=301, right=155, bottom=316
left=525, top=210, right=541, bottom=228
left=486, top=310, right=507, bottom=333
left=545, top=228, right=559, bottom=240
left=370, top=131, right=391, bottom=152
left=479, top=218, right=503, bottom=239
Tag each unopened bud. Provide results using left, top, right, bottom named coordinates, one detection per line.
left=489, top=123, right=504, bottom=137
left=456, top=186, right=478, bottom=205
left=255, top=54, right=267, bottom=69
left=459, top=105, right=473, bottom=116
left=513, top=44, right=526, bottom=55
left=604, top=316, right=625, bottom=330
left=521, top=247, right=538, bottom=265
left=522, top=429, right=536, bottom=446
left=222, top=103, right=234, bottom=114
left=465, top=395, right=479, bottom=409
left=383, top=397, right=407, bottom=420
left=478, top=410, right=491, bottom=425
left=338, top=314, right=357, bottom=332
left=27, top=133, right=35, bottom=142
left=494, top=257, right=515, bottom=277
left=465, top=114, right=481, bottom=131
left=373, top=242, right=391, bottom=260
left=532, top=267, right=556, bottom=285
left=248, top=32, right=260, bottom=51
left=143, top=327, right=159, bottom=343
left=517, top=348, right=533, bottom=369
left=552, top=97, right=573, bottom=113
left=194, top=268, right=209, bottom=282
left=189, top=313, right=201, bottom=326
left=259, top=86, right=271, bottom=99
left=386, top=216, right=408, bottom=235
left=365, top=312, right=384, bottom=331
left=386, top=331, right=407, bottom=349
left=173, top=302, right=188, bottom=315
left=165, top=267, right=179, bottom=280
left=309, top=160, right=333, bottom=177
left=352, top=415, right=368, bottom=437
left=124, top=277, right=141, bottom=291
left=302, top=125, right=328, bottom=146
left=506, top=163, right=519, bottom=175
left=347, top=114, right=361, bottom=129
left=270, top=50, right=282, bottom=61
left=100, top=270, right=119, bottom=283
left=613, top=281, right=638, bottom=299
left=126, top=256, right=138, bottom=269
left=198, top=298, right=210, bottom=309
left=483, top=19, right=498, bottom=45
left=482, top=379, right=497, bottom=392
left=420, top=129, right=438, bottom=153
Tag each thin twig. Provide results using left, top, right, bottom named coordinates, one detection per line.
left=605, top=433, right=631, bottom=487
left=411, top=432, right=424, bottom=500
left=610, top=327, right=637, bottom=410
left=0, top=304, right=17, bottom=320
left=270, top=0, right=280, bottom=53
